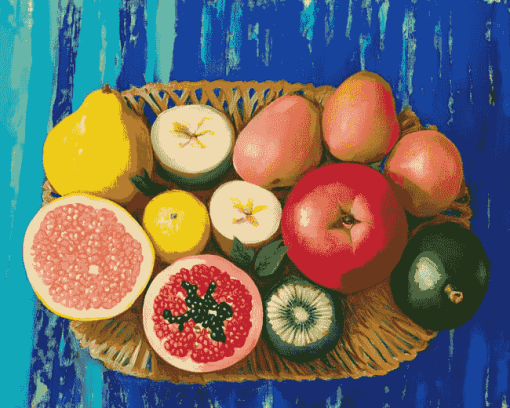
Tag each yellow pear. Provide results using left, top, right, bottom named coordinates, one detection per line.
left=43, top=84, right=153, bottom=204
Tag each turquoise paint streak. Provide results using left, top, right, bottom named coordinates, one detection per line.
left=1, top=0, right=34, bottom=374
left=325, top=0, right=335, bottom=44
left=72, top=0, right=120, bottom=108
left=448, top=78, right=455, bottom=124
left=7, top=32, right=32, bottom=221
left=434, top=20, right=443, bottom=78
left=448, top=11, right=453, bottom=65
left=378, top=0, right=389, bottom=50
left=399, top=8, right=417, bottom=107
left=359, top=33, right=371, bottom=70
left=72, top=0, right=105, bottom=110
left=39, top=3, right=106, bottom=407
left=449, top=328, right=455, bottom=372
left=227, top=1, right=243, bottom=75
left=264, top=27, right=271, bottom=67
left=201, top=0, right=226, bottom=74
left=362, top=0, right=372, bottom=26
left=262, top=381, right=274, bottom=407
left=71, top=330, right=105, bottom=408
left=485, top=367, right=491, bottom=407
left=300, top=0, right=317, bottom=53
left=200, top=5, right=213, bottom=71
left=153, top=0, right=177, bottom=82
left=105, top=1, right=122, bottom=86
left=248, top=22, right=260, bottom=58
left=346, top=0, right=354, bottom=39
left=448, top=12, right=455, bottom=124
left=326, top=386, right=343, bottom=407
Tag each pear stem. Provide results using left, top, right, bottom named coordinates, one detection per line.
left=445, top=284, right=463, bottom=304
left=102, top=83, right=113, bottom=94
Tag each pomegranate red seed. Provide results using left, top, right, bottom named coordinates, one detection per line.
left=153, top=264, right=252, bottom=363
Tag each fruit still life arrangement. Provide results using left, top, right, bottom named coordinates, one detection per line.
left=23, top=72, right=489, bottom=382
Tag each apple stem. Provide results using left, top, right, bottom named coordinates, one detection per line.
left=445, top=284, right=463, bottom=304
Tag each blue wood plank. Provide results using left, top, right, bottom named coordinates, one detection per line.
left=386, top=1, right=407, bottom=108
left=200, top=0, right=229, bottom=80
left=168, top=0, right=204, bottom=82
left=235, top=4, right=269, bottom=81
left=26, top=301, right=95, bottom=408
left=303, top=0, right=332, bottom=86
left=116, top=0, right=148, bottom=92
left=463, top=325, right=490, bottom=407
left=52, top=0, right=82, bottom=126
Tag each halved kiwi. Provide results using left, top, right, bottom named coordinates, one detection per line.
left=263, top=276, right=343, bottom=362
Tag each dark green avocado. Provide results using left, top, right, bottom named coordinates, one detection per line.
left=263, top=276, right=343, bottom=362
left=390, top=223, right=490, bottom=332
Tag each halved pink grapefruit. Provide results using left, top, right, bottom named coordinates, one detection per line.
left=23, top=193, right=155, bottom=321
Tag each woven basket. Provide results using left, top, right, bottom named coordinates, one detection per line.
left=41, top=80, right=472, bottom=383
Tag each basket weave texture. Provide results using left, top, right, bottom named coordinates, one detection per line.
left=41, top=80, right=472, bottom=383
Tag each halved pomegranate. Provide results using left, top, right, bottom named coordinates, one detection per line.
left=142, top=255, right=263, bottom=373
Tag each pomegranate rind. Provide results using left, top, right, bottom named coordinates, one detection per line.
left=142, top=254, right=263, bottom=373
left=23, top=193, right=155, bottom=321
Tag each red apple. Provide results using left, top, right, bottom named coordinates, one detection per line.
left=282, top=163, right=408, bottom=294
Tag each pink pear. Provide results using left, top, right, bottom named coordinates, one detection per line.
left=233, top=95, right=323, bottom=189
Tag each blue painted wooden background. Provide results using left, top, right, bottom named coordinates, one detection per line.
left=1, top=0, right=509, bottom=406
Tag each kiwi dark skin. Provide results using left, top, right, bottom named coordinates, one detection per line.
left=390, top=223, right=490, bottom=332
left=263, top=276, right=344, bottom=363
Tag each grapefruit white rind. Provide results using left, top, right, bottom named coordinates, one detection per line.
left=23, top=193, right=155, bottom=321
left=142, top=254, right=263, bottom=373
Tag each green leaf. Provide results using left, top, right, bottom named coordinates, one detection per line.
left=369, top=162, right=382, bottom=173
left=130, top=168, right=167, bottom=197
left=230, top=237, right=255, bottom=270
left=254, top=240, right=290, bottom=278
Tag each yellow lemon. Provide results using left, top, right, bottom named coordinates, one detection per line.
left=142, top=190, right=211, bottom=264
